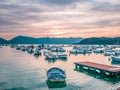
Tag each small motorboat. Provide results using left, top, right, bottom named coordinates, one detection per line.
left=57, top=52, right=67, bottom=59
left=47, top=67, right=66, bottom=83
left=27, top=48, right=34, bottom=53
left=16, top=45, right=21, bottom=50
left=21, top=46, right=26, bottom=51
left=10, top=44, right=16, bottom=48
left=45, top=52, right=58, bottom=60
left=34, top=50, right=41, bottom=56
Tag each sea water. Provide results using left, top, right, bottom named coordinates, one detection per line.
left=0, top=46, right=120, bottom=90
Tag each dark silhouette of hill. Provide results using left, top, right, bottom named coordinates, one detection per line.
left=79, top=37, right=120, bottom=45
left=1, top=36, right=120, bottom=44
left=7, top=36, right=82, bottom=44
left=0, top=38, right=8, bottom=44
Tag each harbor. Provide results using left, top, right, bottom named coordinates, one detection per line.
left=0, top=45, right=120, bottom=90
left=74, top=61, right=120, bottom=78
left=0, top=0, right=120, bottom=89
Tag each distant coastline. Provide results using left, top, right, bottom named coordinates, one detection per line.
left=0, top=36, right=82, bottom=44
left=79, top=37, right=120, bottom=45
left=0, top=36, right=120, bottom=45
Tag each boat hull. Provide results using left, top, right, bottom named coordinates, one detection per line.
left=48, top=78, right=65, bottom=83
left=47, top=67, right=66, bottom=83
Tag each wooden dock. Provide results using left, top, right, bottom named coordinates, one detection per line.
left=74, top=61, right=120, bottom=78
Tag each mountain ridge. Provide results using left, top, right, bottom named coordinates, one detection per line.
left=0, top=38, right=8, bottom=44
left=1, top=36, right=120, bottom=44
left=79, top=37, right=120, bottom=45
left=0, top=36, right=82, bottom=44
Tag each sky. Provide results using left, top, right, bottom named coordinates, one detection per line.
left=0, top=0, right=120, bottom=40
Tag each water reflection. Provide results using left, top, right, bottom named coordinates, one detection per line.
left=58, top=58, right=67, bottom=61
left=46, top=79, right=67, bottom=88
left=45, top=58, right=67, bottom=63
left=74, top=69, right=120, bottom=83
left=45, top=59, right=57, bottom=63
left=0, top=46, right=120, bottom=90
left=5, top=87, right=27, bottom=90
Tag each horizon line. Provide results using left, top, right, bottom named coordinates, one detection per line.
left=0, top=35, right=120, bottom=40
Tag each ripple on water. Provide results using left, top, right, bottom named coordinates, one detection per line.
left=5, top=87, right=28, bottom=90
left=0, top=46, right=120, bottom=90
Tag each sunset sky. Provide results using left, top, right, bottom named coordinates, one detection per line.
left=0, top=0, right=120, bottom=40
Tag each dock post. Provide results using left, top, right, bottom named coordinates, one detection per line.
left=75, top=64, right=77, bottom=69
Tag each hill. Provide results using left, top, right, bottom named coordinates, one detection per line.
left=0, top=38, right=8, bottom=44
left=7, top=36, right=82, bottom=44
left=79, top=37, right=120, bottom=45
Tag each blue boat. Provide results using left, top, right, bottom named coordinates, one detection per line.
left=111, top=56, right=120, bottom=62
left=47, top=67, right=66, bottom=83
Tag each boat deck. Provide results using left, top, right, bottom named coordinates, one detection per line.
left=74, top=61, right=120, bottom=72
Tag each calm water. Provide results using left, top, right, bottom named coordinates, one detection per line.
left=0, top=46, right=120, bottom=90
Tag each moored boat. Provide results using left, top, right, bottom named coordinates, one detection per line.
left=45, top=52, right=58, bottom=60
left=69, top=49, right=77, bottom=54
left=57, top=53, right=67, bottom=59
left=34, top=50, right=41, bottom=56
left=21, top=46, right=26, bottom=51
left=47, top=67, right=66, bottom=83
left=16, top=45, right=21, bottom=50
left=27, top=48, right=34, bottom=53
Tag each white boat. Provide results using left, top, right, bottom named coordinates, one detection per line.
left=58, top=48, right=66, bottom=52
left=43, top=49, right=49, bottom=56
left=57, top=53, right=67, bottom=59
left=10, top=44, right=16, bottom=48
left=45, top=52, right=58, bottom=59
left=69, top=49, right=77, bottom=54
left=111, top=56, right=120, bottom=62
left=93, top=49, right=103, bottom=53
left=27, top=48, right=34, bottom=53
left=104, top=51, right=115, bottom=56
left=16, top=45, right=21, bottom=50
left=36, top=46, right=41, bottom=50
left=34, top=50, right=41, bottom=56
left=84, top=50, right=92, bottom=54
left=115, top=50, right=120, bottom=55
left=21, top=46, right=26, bottom=51
left=51, top=47, right=66, bottom=52
left=77, top=49, right=85, bottom=54
left=47, top=67, right=66, bottom=83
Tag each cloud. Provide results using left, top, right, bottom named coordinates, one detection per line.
left=40, top=0, right=77, bottom=5
left=92, top=2, right=120, bottom=12
left=0, top=18, right=19, bottom=26
left=0, top=0, right=120, bottom=39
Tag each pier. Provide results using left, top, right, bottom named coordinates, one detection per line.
left=74, top=61, right=120, bottom=78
